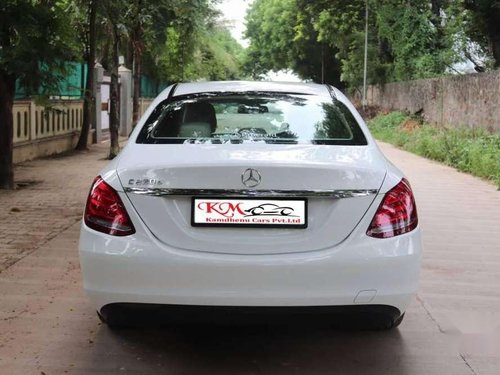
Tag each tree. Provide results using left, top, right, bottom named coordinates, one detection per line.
left=0, top=1, right=74, bottom=189
left=197, top=27, right=245, bottom=80
left=298, top=0, right=392, bottom=88
left=376, top=3, right=436, bottom=80
left=142, top=0, right=243, bottom=84
left=102, top=0, right=123, bottom=159
left=74, top=0, right=98, bottom=150
left=244, top=0, right=497, bottom=89
left=120, top=0, right=231, bottom=125
left=244, top=0, right=343, bottom=86
left=301, top=0, right=460, bottom=86
left=126, top=0, right=148, bottom=128
left=463, top=0, right=500, bottom=68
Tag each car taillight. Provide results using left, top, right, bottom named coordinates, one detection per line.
left=84, top=176, right=135, bottom=236
left=367, top=178, right=418, bottom=238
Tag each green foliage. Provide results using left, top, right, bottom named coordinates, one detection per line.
left=243, top=0, right=343, bottom=86
left=244, top=0, right=499, bottom=88
left=158, top=26, right=183, bottom=81
left=135, top=0, right=243, bottom=83
left=244, top=0, right=300, bottom=75
left=155, top=24, right=244, bottom=82
left=375, top=1, right=454, bottom=81
left=305, top=0, right=394, bottom=86
left=196, top=28, right=245, bottom=80
left=66, top=0, right=98, bottom=59
left=0, top=0, right=77, bottom=94
left=80, top=0, right=239, bottom=83
left=369, top=112, right=500, bottom=187
left=462, top=0, right=500, bottom=68
left=337, top=31, right=391, bottom=87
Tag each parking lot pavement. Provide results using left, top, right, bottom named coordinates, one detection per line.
left=0, top=141, right=499, bottom=374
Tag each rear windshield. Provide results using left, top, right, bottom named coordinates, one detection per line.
left=136, top=92, right=367, bottom=145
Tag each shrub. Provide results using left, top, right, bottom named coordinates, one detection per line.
left=368, top=113, right=500, bottom=188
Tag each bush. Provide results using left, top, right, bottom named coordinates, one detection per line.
left=368, top=112, right=500, bottom=188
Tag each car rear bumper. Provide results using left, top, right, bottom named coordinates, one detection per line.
left=79, top=223, right=422, bottom=314
left=99, top=303, right=403, bottom=327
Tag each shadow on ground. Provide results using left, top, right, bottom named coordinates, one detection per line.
left=83, top=315, right=410, bottom=374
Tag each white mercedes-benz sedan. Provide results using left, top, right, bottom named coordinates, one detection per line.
left=79, top=81, right=421, bottom=329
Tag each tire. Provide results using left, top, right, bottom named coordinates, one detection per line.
left=96, top=310, right=128, bottom=328
left=392, top=313, right=405, bottom=328
left=96, top=310, right=110, bottom=325
left=372, top=313, right=405, bottom=330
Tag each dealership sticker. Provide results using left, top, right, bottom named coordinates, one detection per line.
left=192, top=198, right=307, bottom=228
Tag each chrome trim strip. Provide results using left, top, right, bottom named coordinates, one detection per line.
left=123, top=188, right=378, bottom=199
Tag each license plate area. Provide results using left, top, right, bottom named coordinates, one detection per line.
left=192, top=197, right=307, bottom=228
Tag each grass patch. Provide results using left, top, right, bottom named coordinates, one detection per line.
left=368, top=112, right=500, bottom=188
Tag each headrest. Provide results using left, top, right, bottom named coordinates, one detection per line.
left=178, top=122, right=212, bottom=138
left=182, top=102, right=217, bottom=131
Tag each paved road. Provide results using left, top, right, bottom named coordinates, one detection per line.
left=0, top=141, right=499, bottom=374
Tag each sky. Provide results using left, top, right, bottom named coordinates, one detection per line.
left=216, top=0, right=301, bottom=82
left=215, top=0, right=252, bottom=48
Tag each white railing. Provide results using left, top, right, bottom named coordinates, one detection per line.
left=13, top=100, right=84, bottom=145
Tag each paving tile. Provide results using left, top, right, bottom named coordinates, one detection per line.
left=0, top=142, right=115, bottom=272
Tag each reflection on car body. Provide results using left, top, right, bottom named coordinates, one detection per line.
left=237, top=104, right=269, bottom=113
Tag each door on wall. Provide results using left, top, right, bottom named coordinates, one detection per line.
left=101, top=75, right=110, bottom=134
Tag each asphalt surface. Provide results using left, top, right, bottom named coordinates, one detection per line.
left=0, top=141, right=499, bottom=374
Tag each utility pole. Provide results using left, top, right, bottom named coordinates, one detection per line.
left=362, top=0, right=368, bottom=109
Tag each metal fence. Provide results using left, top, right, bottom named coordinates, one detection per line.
left=140, top=76, right=169, bottom=98
left=15, top=62, right=87, bottom=99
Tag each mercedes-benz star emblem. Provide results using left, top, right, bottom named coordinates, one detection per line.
left=241, top=168, right=262, bottom=188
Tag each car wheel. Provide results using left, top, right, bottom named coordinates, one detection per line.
left=96, top=310, right=111, bottom=325
left=96, top=310, right=127, bottom=328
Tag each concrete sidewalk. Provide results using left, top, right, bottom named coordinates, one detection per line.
left=0, top=142, right=113, bottom=272
left=379, top=141, right=500, bottom=314
left=379, top=141, right=500, bottom=374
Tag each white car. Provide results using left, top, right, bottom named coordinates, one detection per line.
left=79, top=81, right=421, bottom=329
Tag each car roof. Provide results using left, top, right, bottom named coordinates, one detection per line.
left=161, top=81, right=333, bottom=99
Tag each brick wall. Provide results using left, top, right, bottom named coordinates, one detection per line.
left=354, top=71, right=500, bottom=132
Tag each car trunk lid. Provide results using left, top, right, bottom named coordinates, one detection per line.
left=117, top=144, right=386, bottom=255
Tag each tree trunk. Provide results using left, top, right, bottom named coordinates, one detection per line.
left=0, top=72, right=16, bottom=189
left=108, top=23, right=120, bottom=159
left=131, top=0, right=143, bottom=129
left=491, top=37, right=500, bottom=68
left=132, top=40, right=142, bottom=128
left=487, top=14, right=500, bottom=68
left=76, top=0, right=97, bottom=151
